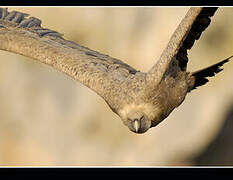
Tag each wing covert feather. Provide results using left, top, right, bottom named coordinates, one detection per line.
left=147, top=7, right=218, bottom=84
left=0, top=8, right=138, bottom=101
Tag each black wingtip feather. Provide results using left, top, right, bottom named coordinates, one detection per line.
left=177, top=8, right=218, bottom=71
left=191, top=55, right=232, bottom=90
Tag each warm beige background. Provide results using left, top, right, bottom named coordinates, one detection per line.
left=0, top=7, right=232, bottom=166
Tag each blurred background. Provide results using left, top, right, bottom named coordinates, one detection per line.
left=0, top=7, right=232, bottom=166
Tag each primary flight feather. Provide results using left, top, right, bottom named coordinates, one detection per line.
left=0, top=7, right=231, bottom=134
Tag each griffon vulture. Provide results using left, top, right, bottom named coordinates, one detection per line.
left=0, top=7, right=231, bottom=134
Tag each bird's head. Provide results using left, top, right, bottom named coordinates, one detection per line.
left=118, top=104, right=156, bottom=134
left=126, top=111, right=151, bottom=134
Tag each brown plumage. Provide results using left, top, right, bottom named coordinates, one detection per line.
left=0, top=7, right=231, bottom=134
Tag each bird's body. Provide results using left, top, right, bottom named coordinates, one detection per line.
left=0, top=7, right=231, bottom=134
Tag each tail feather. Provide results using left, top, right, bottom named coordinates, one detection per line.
left=191, top=55, right=233, bottom=90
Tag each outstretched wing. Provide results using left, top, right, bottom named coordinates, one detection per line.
left=0, top=8, right=138, bottom=103
left=147, top=7, right=218, bottom=83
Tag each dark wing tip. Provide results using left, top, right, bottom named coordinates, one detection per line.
left=192, top=55, right=232, bottom=90
left=177, top=7, right=218, bottom=71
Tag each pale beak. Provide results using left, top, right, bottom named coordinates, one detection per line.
left=134, top=119, right=140, bottom=133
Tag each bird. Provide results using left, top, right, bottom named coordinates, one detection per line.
left=0, top=7, right=231, bottom=134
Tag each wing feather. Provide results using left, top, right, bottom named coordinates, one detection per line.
left=147, top=7, right=218, bottom=84
left=0, top=8, right=138, bottom=102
